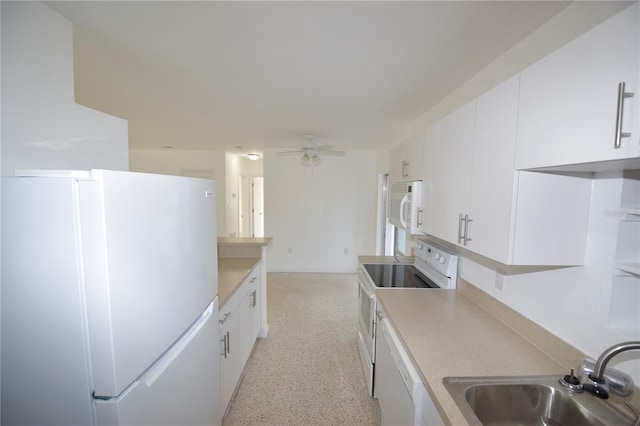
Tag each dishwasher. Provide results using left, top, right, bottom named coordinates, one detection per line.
left=376, top=315, right=426, bottom=426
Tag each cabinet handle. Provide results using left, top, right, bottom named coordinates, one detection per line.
left=249, top=276, right=257, bottom=284
left=227, top=331, right=231, bottom=354
left=219, top=312, right=231, bottom=325
left=458, top=214, right=464, bottom=244
left=463, top=214, right=473, bottom=246
left=251, top=290, right=257, bottom=308
left=221, top=331, right=229, bottom=358
left=417, top=208, right=423, bottom=227
left=614, top=82, right=634, bottom=149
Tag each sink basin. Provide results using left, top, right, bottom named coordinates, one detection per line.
left=443, top=375, right=637, bottom=425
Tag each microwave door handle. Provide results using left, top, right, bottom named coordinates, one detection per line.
left=399, top=195, right=409, bottom=230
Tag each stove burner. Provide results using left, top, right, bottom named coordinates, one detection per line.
left=362, top=263, right=439, bottom=288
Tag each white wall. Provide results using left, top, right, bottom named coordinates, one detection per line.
left=1, top=1, right=128, bottom=176
left=264, top=148, right=377, bottom=272
left=129, top=148, right=227, bottom=236
left=447, top=172, right=640, bottom=382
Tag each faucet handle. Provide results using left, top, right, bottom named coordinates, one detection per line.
left=559, top=367, right=583, bottom=391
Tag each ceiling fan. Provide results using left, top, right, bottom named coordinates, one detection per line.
left=277, top=135, right=345, bottom=167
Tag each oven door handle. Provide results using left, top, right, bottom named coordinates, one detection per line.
left=359, top=280, right=375, bottom=300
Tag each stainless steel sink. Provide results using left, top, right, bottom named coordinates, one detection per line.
left=443, top=375, right=638, bottom=425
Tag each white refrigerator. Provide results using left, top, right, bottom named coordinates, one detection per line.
left=1, top=170, right=221, bottom=425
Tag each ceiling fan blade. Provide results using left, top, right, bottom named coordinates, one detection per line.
left=318, top=150, right=345, bottom=156
left=277, top=150, right=304, bottom=155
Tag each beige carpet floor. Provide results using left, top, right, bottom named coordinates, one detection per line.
left=222, top=272, right=381, bottom=426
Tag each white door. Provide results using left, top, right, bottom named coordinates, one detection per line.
left=239, top=175, right=251, bottom=237
left=252, top=176, right=264, bottom=237
left=78, top=170, right=218, bottom=398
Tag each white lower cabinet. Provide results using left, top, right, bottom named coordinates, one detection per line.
left=239, top=274, right=261, bottom=367
left=219, top=309, right=241, bottom=412
left=219, top=261, right=262, bottom=415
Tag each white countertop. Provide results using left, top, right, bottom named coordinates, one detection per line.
left=218, top=257, right=260, bottom=307
left=375, top=283, right=584, bottom=425
left=218, top=237, right=272, bottom=247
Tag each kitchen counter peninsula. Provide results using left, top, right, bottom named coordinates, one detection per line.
left=217, top=237, right=272, bottom=336
left=376, top=280, right=592, bottom=426
left=218, top=257, right=260, bottom=307
left=217, top=237, right=271, bottom=414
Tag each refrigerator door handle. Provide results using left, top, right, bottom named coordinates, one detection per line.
left=139, top=301, right=214, bottom=387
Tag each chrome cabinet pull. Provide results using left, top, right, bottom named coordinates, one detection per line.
left=219, top=312, right=231, bottom=324
left=463, top=214, right=473, bottom=246
left=251, top=290, right=257, bottom=308
left=221, top=331, right=230, bottom=358
left=457, top=213, right=473, bottom=246
left=417, top=208, right=423, bottom=227
left=614, top=82, right=634, bottom=149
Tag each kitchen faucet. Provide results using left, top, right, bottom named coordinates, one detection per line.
left=581, top=341, right=640, bottom=399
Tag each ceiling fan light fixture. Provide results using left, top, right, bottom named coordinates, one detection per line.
left=246, top=153, right=261, bottom=161
left=312, top=155, right=321, bottom=166
left=300, top=154, right=311, bottom=167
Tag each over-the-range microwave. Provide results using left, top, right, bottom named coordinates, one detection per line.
left=388, top=181, right=424, bottom=235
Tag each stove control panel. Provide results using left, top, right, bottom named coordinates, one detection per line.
left=415, top=241, right=458, bottom=279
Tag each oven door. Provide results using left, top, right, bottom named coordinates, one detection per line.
left=357, top=272, right=376, bottom=361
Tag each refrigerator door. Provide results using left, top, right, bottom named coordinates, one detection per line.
left=1, top=177, right=95, bottom=425
left=95, top=299, right=221, bottom=425
left=77, top=170, right=218, bottom=397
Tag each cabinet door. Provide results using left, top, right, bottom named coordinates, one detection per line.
left=249, top=274, right=262, bottom=343
left=467, top=75, right=520, bottom=261
left=516, top=3, right=639, bottom=169
left=403, top=130, right=425, bottom=182
left=220, top=310, right=241, bottom=413
left=388, top=145, right=404, bottom=184
left=239, top=275, right=259, bottom=367
left=421, top=100, right=476, bottom=244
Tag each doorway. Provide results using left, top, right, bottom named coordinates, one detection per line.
left=376, top=173, right=394, bottom=256
left=239, top=176, right=264, bottom=237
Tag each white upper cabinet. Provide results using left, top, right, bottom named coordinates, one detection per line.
left=468, top=75, right=591, bottom=265
left=515, top=3, right=640, bottom=170
left=389, top=130, right=425, bottom=183
left=420, top=100, right=476, bottom=242
left=421, top=75, right=592, bottom=265
left=467, top=75, right=520, bottom=261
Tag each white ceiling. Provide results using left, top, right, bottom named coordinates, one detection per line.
left=46, top=1, right=573, bottom=154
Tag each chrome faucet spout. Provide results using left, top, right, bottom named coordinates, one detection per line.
left=591, top=341, right=640, bottom=382
left=581, top=341, right=640, bottom=399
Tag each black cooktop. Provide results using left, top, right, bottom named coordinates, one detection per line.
left=363, top=263, right=439, bottom=289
